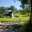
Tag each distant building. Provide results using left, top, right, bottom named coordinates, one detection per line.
left=3, top=10, right=13, bottom=17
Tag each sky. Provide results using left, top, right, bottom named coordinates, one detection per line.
left=0, top=0, right=22, bottom=10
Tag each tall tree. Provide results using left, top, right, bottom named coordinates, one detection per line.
left=0, top=6, right=6, bottom=14
left=14, top=0, right=32, bottom=32
left=10, top=5, right=18, bottom=13
left=10, top=5, right=15, bottom=11
left=6, top=7, right=9, bottom=10
left=0, top=6, right=7, bottom=17
left=24, top=5, right=31, bottom=15
left=14, top=0, right=31, bottom=20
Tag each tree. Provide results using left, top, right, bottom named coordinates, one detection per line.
left=0, top=6, right=7, bottom=17
left=10, top=5, right=15, bottom=11
left=14, top=0, right=31, bottom=15
left=14, top=0, right=31, bottom=19
left=19, top=9, right=21, bottom=13
left=0, top=6, right=7, bottom=14
left=24, top=5, right=31, bottom=15
left=19, top=9, right=23, bottom=14
left=7, top=7, right=10, bottom=10
left=14, top=0, right=32, bottom=32
left=10, top=5, right=18, bottom=13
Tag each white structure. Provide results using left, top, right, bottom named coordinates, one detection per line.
left=3, top=10, right=15, bottom=18
left=12, top=12, right=15, bottom=18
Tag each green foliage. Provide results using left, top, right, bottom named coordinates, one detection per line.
left=0, top=6, right=7, bottom=14
left=9, top=5, right=18, bottom=13
left=14, top=0, right=30, bottom=8
left=20, top=0, right=30, bottom=8
left=6, top=7, right=10, bottom=10
left=12, top=24, right=26, bottom=32
left=0, top=6, right=18, bottom=18
left=10, top=5, right=15, bottom=11
left=24, top=5, right=31, bottom=15
left=12, top=24, right=22, bottom=29
left=0, top=6, right=7, bottom=17
left=0, top=13, right=29, bottom=21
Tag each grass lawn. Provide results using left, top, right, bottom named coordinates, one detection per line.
left=0, top=13, right=30, bottom=22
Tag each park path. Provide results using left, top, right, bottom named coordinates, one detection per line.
left=0, top=21, right=28, bottom=25
left=0, top=28, right=15, bottom=32
left=0, top=21, right=28, bottom=32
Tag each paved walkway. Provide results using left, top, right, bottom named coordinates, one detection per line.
left=0, top=28, right=15, bottom=32
left=0, top=21, right=28, bottom=25
left=0, top=21, right=28, bottom=32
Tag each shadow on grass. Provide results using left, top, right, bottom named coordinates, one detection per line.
left=25, top=20, right=32, bottom=32
left=11, top=24, right=26, bottom=32
left=11, top=20, right=32, bottom=32
left=22, top=15, right=29, bottom=17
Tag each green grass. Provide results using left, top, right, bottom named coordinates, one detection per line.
left=0, top=13, right=30, bottom=22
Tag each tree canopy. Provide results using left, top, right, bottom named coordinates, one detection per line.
left=14, top=0, right=30, bottom=8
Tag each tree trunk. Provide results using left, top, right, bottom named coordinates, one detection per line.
left=29, top=0, right=32, bottom=23
left=26, top=0, right=32, bottom=32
